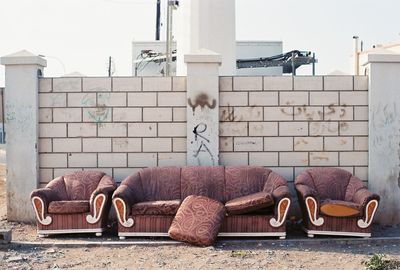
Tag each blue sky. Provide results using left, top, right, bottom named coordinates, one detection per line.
left=1, top=0, right=399, bottom=86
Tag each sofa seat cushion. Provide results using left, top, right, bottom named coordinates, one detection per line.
left=48, top=200, right=90, bottom=214
left=320, top=199, right=361, bottom=217
left=168, top=195, right=226, bottom=247
left=131, top=200, right=181, bottom=215
left=225, top=192, right=274, bottom=215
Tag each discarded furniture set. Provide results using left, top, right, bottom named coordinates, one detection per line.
left=31, top=166, right=380, bottom=246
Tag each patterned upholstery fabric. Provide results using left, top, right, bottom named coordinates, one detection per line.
left=320, top=199, right=361, bottom=217
left=225, top=166, right=271, bottom=201
left=181, top=166, right=225, bottom=201
left=225, top=192, right=274, bottom=215
left=139, top=167, right=181, bottom=201
left=45, top=176, right=69, bottom=201
left=63, top=171, right=106, bottom=200
left=48, top=200, right=90, bottom=214
left=168, top=195, right=226, bottom=247
left=132, top=200, right=181, bottom=215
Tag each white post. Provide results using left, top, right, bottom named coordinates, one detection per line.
left=185, top=49, right=221, bottom=166
left=364, top=52, right=400, bottom=225
left=1, top=50, right=46, bottom=222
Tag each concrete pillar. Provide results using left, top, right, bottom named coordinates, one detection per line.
left=1, top=50, right=46, bottom=222
left=185, top=49, right=221, bottom=166
left=176, top=0, right=236, bottom=76
left=364, top=52, right=400, bottom=225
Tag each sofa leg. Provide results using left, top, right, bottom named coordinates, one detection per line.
left=38, top=234, right=47, bottom=238
left=119, top=236, right=126, bottom=240
left=307, top=234, right=314, bottom=238
left=95, top=232, right=102, bottom=237
left=279, top=236, right=286, bottom=240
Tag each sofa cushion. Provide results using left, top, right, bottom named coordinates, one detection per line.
left=48, top=200, right=90, bottom=214
left=131, top=200, right=181, bottom=215
left=181, top=166, right=225, bottom=202
left=320, top=199, right=361, bottom=217
left=168, top=195, right=226, bottom=247
left=139, top=167, right=181, bottom=201
left=225, top=192, right=274, bottom=215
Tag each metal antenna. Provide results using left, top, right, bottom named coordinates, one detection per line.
left=156, top=0, right=161, bottom=40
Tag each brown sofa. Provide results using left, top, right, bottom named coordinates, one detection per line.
left=31, top=171, right=116, bottom=237
left=295, top=168, right=380, bottom=238
left=112, top=166, right=291, bottom=240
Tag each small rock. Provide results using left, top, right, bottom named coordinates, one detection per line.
left=46, top=248, right=57, bottom=254
left=7, top=255, right=24, bottom=263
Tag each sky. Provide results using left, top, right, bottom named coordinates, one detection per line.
left=0, top=0, right=399, bottom=86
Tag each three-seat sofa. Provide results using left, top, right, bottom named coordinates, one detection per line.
left=112, top=166, right=292, bottom=239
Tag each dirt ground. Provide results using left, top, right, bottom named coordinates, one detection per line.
left=1, top=164, right=400, bottom=270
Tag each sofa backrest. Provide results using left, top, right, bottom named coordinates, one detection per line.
left=139, top=167, right=181, bottom=201
left=224, top=166, right=271, bottom=201
left=62, top=171, right=105, bottom=200
left=181, top=166, right=225, bottom=202
left=306, top=168, right=352, bottom=200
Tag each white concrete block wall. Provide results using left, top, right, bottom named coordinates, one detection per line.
left=219, top=76, right=369, bottom=185
left=38, top=76, right=187, bottom=184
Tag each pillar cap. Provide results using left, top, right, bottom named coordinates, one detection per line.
left=184, top=49, right=222, bottom=64
left=362, top=50, right=400, bottom=66
left=1, top=50, right=47, bottom=67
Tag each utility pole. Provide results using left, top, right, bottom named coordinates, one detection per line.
left=108, top=56, right=112, bottom=77
left=156, top=0, right=161, bottom=40
left=165, top=0, right=179, bottom=76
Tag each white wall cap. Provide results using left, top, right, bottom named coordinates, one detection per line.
left=1, top=50, right=47, bottom=67
left=362, top=49, right=400, bottom=66
left=184, top=49, right=222, bottom=64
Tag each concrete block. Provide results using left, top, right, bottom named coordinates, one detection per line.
left=39, top=169, right=53, bottom=183
left=340, top=121, right=368, bottom=136
left=354, top=106, right=368, bottom=120
left=310, top=152, right=338, bottom=166
left=234, top=137, right=263, bottom=152
left=39, top=93, right=67, bottom=107
left=270, top=167, right=294, bottom=182
left=294, top=76, right=323, bottom=91
left=128, top=123, right=157, bottom=137
left=280, top=92, right=308, bottom=106
left=143, top=108, right=172, bottom=122
left=354, top=166, right=368, bottom=181
left=249, top=92, right=278, bottom=106
left=234, top=107, right=263, bottom=121
left=324, top=76, right=353, bottom=91
left=279, top=122, right=308, bottom=136
left=233, top=76, right=262, bottom=91
left=83, top=138, right=112, bottom=152
left=113, top=108, right=142, bottom=122
left=354, top=136, right=368, bottom=151
left=173, top=138, right=187, bottom=152
left=324, top=136, right=353, bottom=151
left=354, top=76, right=368, bottom=91
left=39, top=78, right=52, bottom=92
left=83, top=107, right=112, bottom=123
left=294, top=137, right=323, bottom=151
left=249, top=152, right=279, bottom=166
left=249, top=122, right=278, bottom=136
left=128, top=93, right=157, bottom=107
left=98, top=93, right=127, bottom=107
left=310, top=92, right=338, bottom=105
left=158, top=92, right=187, bottom=107
left=113, top=168, right=137, bottom=182
left=173, top=107, right=187, bottom=122
left=324, top=106, right=353, bottom=121
left=264, top=137, right=293, bottom=151
left=83, top=77, right=111, bottom=92
left=128, top=153, right=157, bottom=167
left=53, top=78, right=81, bottom=92
left=219, top=152, right=248, bottom=166
left=264, top=107, right=293, bottom=121
left=172, top=77, right=187, bottom=92
left=53, top=138, right=82, bottom=153
left=68, top=93, right=96, bottom=107
left=309, top=122, right=339, bottom=136
left=143, top=138, right=172, bottom=152
left=112, top=77, right=142, bottom=92
left=143, top=77, right=172, bottom=91
left=220, top=122, right=248, bottom=136
left=40, top=123, right=67, bottom=138
left=113, top=138, right=141, bottom=152
left=54, top=168, right=81, bottom=177
left=39, top=108, right=52, bottom=123
left=40, top=154, right=68, bottom=168
left=158, top=123, right=186, bottom=137
left=0, top=229, right=12, bottom=244
left=340, top=91, right=368, bottom=106
left=68, top=153, right=97, bottom=168
left=39, top=139, right=52, bottom=153
left=280, top=152, right=309, bottom=166
left=158, top=153, right=187, bottom=166
left=68, top=123, right=97, bottom=137
left=98, top=123, right=127, bottom=137
left=219, top=77, right=233, bottom=91
left=53, top=108, right=82, bottom=122
left=340, top=152, right=368, bottom=166
left=220, top=92, right=248, bottom=106
left=219, top=137, right=233, bottom=152
left=264, top=76, right=293, bottom=91
left=98, top=153, right=127, bottom=167
left=294, top=106, right=323, bottom=121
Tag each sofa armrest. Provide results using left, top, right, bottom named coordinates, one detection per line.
left=30, top=188, right=58, bottom=226
left=225, top=191, right=274, bottom=215
left=295, top=184, right=318, bottom=199
left=272, top=185, right=291, bottom=202
left=112, top=184, right=137, bottom=228
left=353, top=188, right=380, bottom=209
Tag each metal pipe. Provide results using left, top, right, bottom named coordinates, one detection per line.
left=353, top=36, right=359, bottom=75
left=165, top=0, right=172, bottom=76
left=156, top=0, right=161, bottom=40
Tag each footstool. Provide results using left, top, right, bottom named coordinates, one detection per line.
left=168, top=195, right=226, bottom=246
